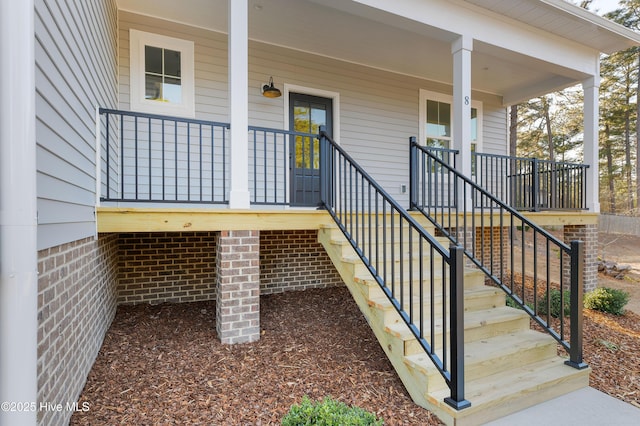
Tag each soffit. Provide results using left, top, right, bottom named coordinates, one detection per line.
left=115, top=0, right=637, bottom=103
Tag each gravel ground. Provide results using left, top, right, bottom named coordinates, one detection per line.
left=71, top=285, right=640, bottom=425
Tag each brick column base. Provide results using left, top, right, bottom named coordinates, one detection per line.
left=563, top=224, right=598, bottom=293
left=216, top=230, right=260, bottom=344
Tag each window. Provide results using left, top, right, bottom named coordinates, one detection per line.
left=419, top=90, right=482, bottom=153
left=130, top=30, right=195, bottom=117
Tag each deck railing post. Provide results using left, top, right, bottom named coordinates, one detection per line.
left=531, top=158, right=540, bottom=211
left=445, top=245, right=471, bottom=410
left=319, top=125, right=329, bottom=210
left=566, top=240, right=588, bottom=369
left=409, top=136, right=417, bottom=210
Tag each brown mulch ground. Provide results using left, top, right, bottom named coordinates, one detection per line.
left=71, top=284, right=640, bottom=425
left=71, top=287, right=442, bottom=425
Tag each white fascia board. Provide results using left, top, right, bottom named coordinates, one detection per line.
left=353, top=0, right=600, bottom=76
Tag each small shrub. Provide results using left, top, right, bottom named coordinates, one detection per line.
left=584, top=287, right=629, bottom=315
left=281, top=396, right=383, bottom=426
left=506, top=296, right=533, bottom=311
left=537, top=289, right=571, bottom=318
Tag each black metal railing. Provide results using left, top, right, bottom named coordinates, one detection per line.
left=472, top=152, right=588, bottom=211
left=99, top=108, right=230, bottom=203
left=320, top=127, right=470, bottom=410
left=248, top=126, right=318, bottom=205
left=99, top=108, right=318, bottom=206
left=410, top=138, right=587, bottom=369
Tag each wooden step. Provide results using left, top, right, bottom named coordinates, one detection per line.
left=427, top=358, right=590, bottom=425
left=353, top=268, right=487, bottom=298
left=384, top=306, right=530, bottom=355
left=403, top=329, right=558, bottom=391
left=368, top=285, right=505, bottom=316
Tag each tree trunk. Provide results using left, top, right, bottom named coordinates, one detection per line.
left=605, top=124, right=616, bottom=213
left=636, top=50, right=640, bottom=214
left=625, top=92, right=633, bottom=211
left=543, top=97, right=555, bottom=161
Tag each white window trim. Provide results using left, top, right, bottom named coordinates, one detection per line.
left=129, top=29, right=195, bottom=117
left=419, top=89, right=482, bottom=152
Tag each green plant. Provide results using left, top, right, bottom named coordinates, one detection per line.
left=506, top=296, right=533, bottom=311
left=584, top=287, right=629, bottom=315
left=281, top=396, right=383, bottom=426
left=537, top=289, right=571, bottom=318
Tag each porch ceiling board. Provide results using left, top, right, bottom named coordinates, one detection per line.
left=116, top=0, right=640, bottom=104
left=96, top=207, right=335, bottom=233
left=251, top=0, right=597, bottom=99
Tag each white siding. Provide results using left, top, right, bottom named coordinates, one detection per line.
left=482, top=105, right=508, bottom=156
left=35, top=0, right=118, bottom=249
left=118, top=13, right=508, bottom=208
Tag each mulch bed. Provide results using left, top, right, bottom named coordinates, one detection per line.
left=71, top=285, right=640, bottom=425
left=71, top=287, right=442, bottom=425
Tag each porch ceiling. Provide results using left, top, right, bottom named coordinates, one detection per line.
left=117, top=0, right=640, bottom=105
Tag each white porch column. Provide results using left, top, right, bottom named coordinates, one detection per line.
left=228, top=0, right=251, bottom=209
left=0, top=0, right=38, bottom=424
left=452, top=35, right=473, bottom=208
left=583, top=75, right=600, bottom=212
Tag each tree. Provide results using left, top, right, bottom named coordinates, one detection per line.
left=600, top=3, right=640, bottom=212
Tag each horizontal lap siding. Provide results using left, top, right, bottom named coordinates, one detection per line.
left=36, top=0, right=118, bottom=250
left=119, top=13, right=507, bottom=208
left=482, top=106, right=508, bottom=155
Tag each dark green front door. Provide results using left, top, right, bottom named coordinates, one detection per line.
left=289, top=93, right=333, bottom=207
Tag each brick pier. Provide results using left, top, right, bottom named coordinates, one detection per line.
left=216, top=230, right=260, bottom=344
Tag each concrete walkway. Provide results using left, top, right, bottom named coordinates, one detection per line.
left=484, top=387, right=639, bottom=425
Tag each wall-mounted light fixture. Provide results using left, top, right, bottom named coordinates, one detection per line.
left=261, top=76, right=282, bottom=98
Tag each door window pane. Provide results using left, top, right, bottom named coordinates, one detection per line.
left=293, top=101, right=326, bottom=169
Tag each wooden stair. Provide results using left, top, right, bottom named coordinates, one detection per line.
left=318, top=222, right=590, bottom=426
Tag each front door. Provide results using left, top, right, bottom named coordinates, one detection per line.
left=289, top=93, right=333, bottom=207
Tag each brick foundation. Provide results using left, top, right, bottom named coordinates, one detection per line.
left=260, top=230, right=343, bottom=294
left=475, top=226, right=510, bottom=276
left=216, top=230, right=261, bottom=344
left=117, top=232, right=217, bottom=304
left=37, top=235, right=119, bottom=426
left=563, top=224, right=598, bottom=293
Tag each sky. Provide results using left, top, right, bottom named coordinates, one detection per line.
left=588, top=0, right=623, bottom=14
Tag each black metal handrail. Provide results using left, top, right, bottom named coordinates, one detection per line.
left=99, top=108, right=230, bottom=203
left=472, top=152, right=588, bottom=211
left=410, top=138, right=587, bottom=369
left=320, top=127, right=470, bottom=410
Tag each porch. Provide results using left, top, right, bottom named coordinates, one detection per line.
left=89, top=1, right=625, bottom=423
left=95, top=116, right=596, bottom=424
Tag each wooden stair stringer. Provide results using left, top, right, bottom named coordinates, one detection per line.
left=318, top=225, right=444, bottom=407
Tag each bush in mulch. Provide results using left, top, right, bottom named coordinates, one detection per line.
left=584, top=287, right=630, bottom=315
left=282, top=395, right=383, bottom=425
left=537, top=289, right=571, bottom=318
